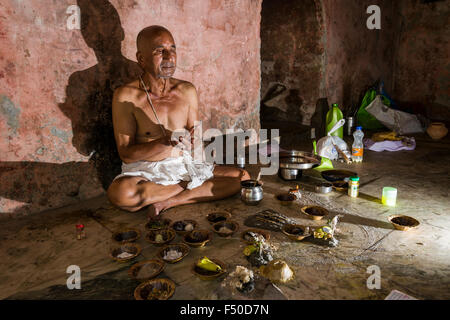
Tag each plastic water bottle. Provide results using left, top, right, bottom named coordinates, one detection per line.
left=352, top=126, right=364, bottom=162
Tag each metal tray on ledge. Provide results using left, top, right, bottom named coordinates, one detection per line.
left=278, top=150, right=321, bottom=170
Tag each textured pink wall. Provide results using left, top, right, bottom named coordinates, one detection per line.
left=0, top=0, right=261, bottom=216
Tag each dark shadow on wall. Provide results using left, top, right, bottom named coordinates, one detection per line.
left=59, top=0, right=142, bottom=189
left=260, top=84, right=303, bottom=123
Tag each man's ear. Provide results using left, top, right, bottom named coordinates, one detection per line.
left=136, top=51, right=144, bottom=67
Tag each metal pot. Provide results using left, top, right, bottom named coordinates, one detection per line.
left=240, top=180, right=263, bottom=206
left=278, top=168, right=302, bottom=181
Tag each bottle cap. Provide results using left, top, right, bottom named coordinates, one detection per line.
left=349, top=176, right=360, bottom=182
left=76, top=224, right=84, bottom=229
left=332, top=103, right=338, bottom=107
left=356, top=126, right=362, bottom=130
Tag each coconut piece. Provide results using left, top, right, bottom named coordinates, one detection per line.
left=260, top=259, right=294, bottom=283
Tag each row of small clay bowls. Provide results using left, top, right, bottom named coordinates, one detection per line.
left=108, top=213, right=247, bottom=299
left=110, top=209, right=419, bottom=299
left=108, top=221, right=209, bottom=300
left=121, top=219, right=271, bottom=299
left=289, top=182, right=420, bottom=231
left=278, top=194, right=420, bottom=241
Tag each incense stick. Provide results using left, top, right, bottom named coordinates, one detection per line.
left=254, top=169, right=261, bottom=187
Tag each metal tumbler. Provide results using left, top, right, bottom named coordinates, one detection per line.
left=346, top=117, right=354, bottom=136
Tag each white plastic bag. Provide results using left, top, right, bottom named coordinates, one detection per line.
left=366, top=95, right=423, bottom=134
left=317, top=119, right=349, bottom=161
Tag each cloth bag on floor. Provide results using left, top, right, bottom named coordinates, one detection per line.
left=365, top=95, right=423, bottom=135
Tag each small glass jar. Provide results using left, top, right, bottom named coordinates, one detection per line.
left=76, top=224, right=85, bottom=240
left=348, top=176, right=360, bottom=198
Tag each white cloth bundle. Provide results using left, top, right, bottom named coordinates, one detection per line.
left=114, top=151, right=214, bottom=190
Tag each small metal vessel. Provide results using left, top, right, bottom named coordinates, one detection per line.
left=315, top=182, right=333, bottom=194
left=278, top=150, right=321, bottom=181
left=240, top=180, right=263, bottom=205
left=278, top=168, right=302, bottom=181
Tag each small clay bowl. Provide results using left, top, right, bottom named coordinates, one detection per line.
left=145, top=218, right=172, bottom=231
left=134, top=278, right=176, bottom=300
left=111, top=228, right=141, bottom=243
left=192, top=258, right=226, bottom=280
left=275, top=193, right=297, bottom=206
left=332, top=180, right=349, bottom=192
left=240, top=228, right=270, bottom=244
left=110, top=243, right=141, bottom=262
left=389, top=215, right=420, bottom=231
left=282, top=224, right=309, bottom=241
left=206, top=211, right=232, bottom=224
left=157, top=243, right=190, bottom=264
left=146, top=229, right=176, bottom=246
left=183, top=230, right=212, bottom=248
left=128, top=259, right=165, bottom=282
left=301, top=205, right=329, bottom=221
left=170, top=219, right=198, bottom=236
left=212, top=220, right=239, bottom=237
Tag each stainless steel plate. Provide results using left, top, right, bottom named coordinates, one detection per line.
left=278, top=151, right=321, bottom=170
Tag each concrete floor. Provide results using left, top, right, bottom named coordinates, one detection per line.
left=1, top=134, right=449, bottom=300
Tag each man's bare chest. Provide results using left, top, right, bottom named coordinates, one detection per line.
left=132, top=94, right=188, bottom=134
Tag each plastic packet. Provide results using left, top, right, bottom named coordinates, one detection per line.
left=317, top=119, right=348, bottom=160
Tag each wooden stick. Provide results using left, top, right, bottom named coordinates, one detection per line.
left=256, top=170, right=262, bottom=183
left=333, top=143, right=351, bottom=164
left=253, top=169, right=262, bottom=187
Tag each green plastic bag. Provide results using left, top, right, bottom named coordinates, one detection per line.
left=356, top=89, right=390, bottom=130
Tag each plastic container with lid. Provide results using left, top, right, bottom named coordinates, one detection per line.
left=348, top=176, right=360, bottom=198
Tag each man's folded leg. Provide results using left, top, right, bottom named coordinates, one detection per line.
left=107, top=166, right=250, bottom=219
left=146, top=166, right=251, bottom=218
left=106, top=176, right=187, bottom=212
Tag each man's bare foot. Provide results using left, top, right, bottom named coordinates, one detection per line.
left=147, top=202, right=167, bottom=220
left=146, top=181, right=188, bottom=220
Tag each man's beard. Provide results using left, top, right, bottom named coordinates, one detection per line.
left=158, top=63, right=175, bottom=78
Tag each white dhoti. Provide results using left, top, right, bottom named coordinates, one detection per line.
left=114, top=151, right=215, bottom=190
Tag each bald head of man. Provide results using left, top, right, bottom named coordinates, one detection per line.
left=136, top=25, right=177, bottom=79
